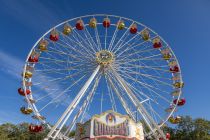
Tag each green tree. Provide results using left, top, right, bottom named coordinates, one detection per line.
left=192, top=118, right=210, bottom=140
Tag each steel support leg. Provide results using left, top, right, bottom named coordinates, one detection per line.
left=45, top=66, right=100, bottom=139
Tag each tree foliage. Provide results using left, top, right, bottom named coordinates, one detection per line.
left=163, top=116, right=210, bottom=140
left=0, top=116, right=209, bottom=140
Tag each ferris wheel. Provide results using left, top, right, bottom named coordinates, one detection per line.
left=18, top=14, right=185, bottom=140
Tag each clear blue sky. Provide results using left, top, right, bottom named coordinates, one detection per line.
left=0, top=0, right=210, bottom=124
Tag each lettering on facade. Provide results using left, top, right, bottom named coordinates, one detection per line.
left=93, top=119, right=129, bottom=136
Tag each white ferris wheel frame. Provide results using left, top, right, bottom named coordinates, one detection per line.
left=21, top=14, right=183, bottom=140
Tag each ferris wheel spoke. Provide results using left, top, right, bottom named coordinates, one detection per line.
left=35, top=88, right=60, bottom=102
left=120, top=70, right=171, bottom=95
left=57, top=30, right=92, bottom=55
left=115, top=63, right=168, bottom=79
left=128, top=70, right=172, bottom=87
left=116, top=36, right=158, bottom=59
left=57, top=36, right=89, bottom=58
left=104, top=25, right=108, bottom=50
left=46, top=39, right=87, bottom=58
left=84, top=27, right=100, bottom=52
left=40, top=47, right=68, bottom=68
left=70, top=30, right=96, bottom=56
left=34, top=65, right=91, bottom=78
left=38, top=73, right=88, bottom=113
left=119, top=53, right=162, bottom=64
left=117, top=46, right=151, bottom=61
left=127, top=84, right=169, bottom=124
left=125, top=79, right=169, bottom=118
left=118, top=72, right=171, bottom=103
left=118, top=67, right=172, bottom=81
left=116, top=71, right=164, bottom=109
left=117, top=46, right=156, bottom=61
left=51, top=37, right=93, bottom=59
left=38, top=57, right=67, bottom=63
left=47, top=47, right=88, bottom=62
left=147, top=100, right=165, bottom=124
left=82, top=27, right=98, bottom=53
left=116, top=50, right=172, bottom=78
left=33, top=71, right=88, bottom=94
left=111, top=21, right=134, bottom=52
left=72, top=28, right=97, bottom=54
left=114, top=33, right=140, bottom=54
left=107, top=18, right=121, bottom=51
left=33, top=77, right=89, bottom=104
left=50, top=39, right=74, bottom=60
left=115, top=66, right=172, bottom=82
left=34, top=63, right=92, bottom=73
left=93, top=22, right=102, bottom=51
left=33, top=67, right=91, bottom=88
left=105, top=73, right=135, bottom=120
left=105, top=75, right=117, bottom=111
left=34, top=64, right=68, bottom=78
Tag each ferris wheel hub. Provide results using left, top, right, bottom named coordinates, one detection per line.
left=96, top=50, right=114, bottom=66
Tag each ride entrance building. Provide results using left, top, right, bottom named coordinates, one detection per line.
left=75, top=110, right=144, bottom=140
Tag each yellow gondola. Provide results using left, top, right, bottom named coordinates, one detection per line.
left=168, top=116, right=175, bottom=124
left=141, top=29, right=150, bottom=41
left=23, top=71, right=33, bottom=79
left=168, top=116, right=181, bottom=124
left=63, top=23, right=72, bottom=35
left=117, top=20, right=125, bottom=30
left=89, top=18, right=97, bottom=28
left=163, top=54, right=172, bottom=60
left=173, top=82, right=184, bottom=88
left=38, top=40, right=49, bottom=51
left=20, top=107, right=33, bottom=115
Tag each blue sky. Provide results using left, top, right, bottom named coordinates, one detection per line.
left=0, top=0, right=210, bottom=124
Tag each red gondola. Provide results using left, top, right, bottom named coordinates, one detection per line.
left=130, top=24, right=137, bottom=34
left=173, top=98, right=186, bottom=106
left=18, top=88, right=31, bottom=96
left=29, top=124, right=43, bottom=133
left=159, top=133, right=170, bottom=140
left=28, top=56, right=38, bottom=63
left=153, top=37, right=162, bottom=48
left=170, top=65, right=179, bottom=73
left=103, top=18, right=110, bottom=28
left=166, top=133, right=170, bottom=139
left=49, top=29, right=59, bottom=41
left=76, top=20, right=84, bottom=30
